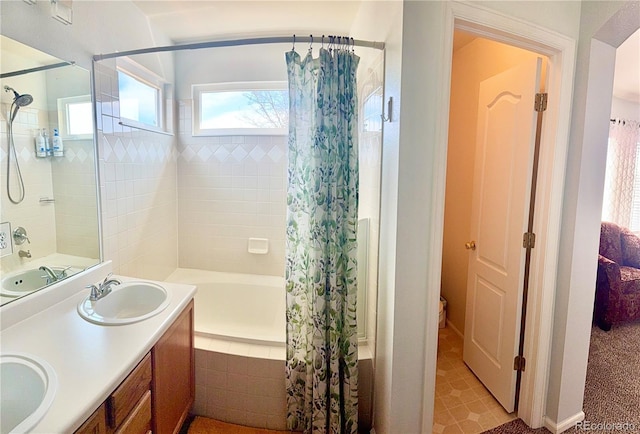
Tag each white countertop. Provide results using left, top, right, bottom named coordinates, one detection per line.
left=0, top=262, right=197, bottom=433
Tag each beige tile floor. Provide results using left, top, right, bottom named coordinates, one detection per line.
left=433, top=327, right=516, bottom=434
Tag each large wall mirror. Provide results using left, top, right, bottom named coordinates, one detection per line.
left=0, top=35, right=101, bottom=306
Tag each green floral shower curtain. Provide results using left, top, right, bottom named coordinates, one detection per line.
left=285, top=47, right=360, bottom=434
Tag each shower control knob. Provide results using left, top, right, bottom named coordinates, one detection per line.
left=13, top=227, right=30, bottom=245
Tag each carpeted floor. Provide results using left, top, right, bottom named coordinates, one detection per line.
left=482, top=322, right=640, bottom=434
left=482, top=418, right=551, bottom=433
left=565, top=322, right=640, bottom=432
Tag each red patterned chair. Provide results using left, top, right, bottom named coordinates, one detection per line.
left=595, top=221, right=640, bottom=330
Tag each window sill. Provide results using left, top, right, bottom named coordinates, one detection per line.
left=119, top=120, right=173, bottom=137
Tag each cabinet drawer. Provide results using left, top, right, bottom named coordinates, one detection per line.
left=74, top=403, right=107, bottom=434
left=114, top=390, right=151, bottom=434
left=107, top=353, right=152, bottom=428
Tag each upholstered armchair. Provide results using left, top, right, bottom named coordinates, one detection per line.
left=595, top=221, right=640, bottom=330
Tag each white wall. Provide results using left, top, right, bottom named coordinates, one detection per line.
left=373, top=0, right=583, bottom=432
left=350, top=2, right=403, bottom=433
left=547, top=1, right=640, bottom=429
left=611, top=96, right=640, bottom=120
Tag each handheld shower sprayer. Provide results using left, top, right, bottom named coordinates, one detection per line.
left=4, top=86, right=33, bottom=122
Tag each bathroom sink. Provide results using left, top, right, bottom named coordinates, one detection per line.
left=1, top=353, right=57, bottom=433
left=0, top=267, right=75, bottom=297
left=77, top=281, right=171, bottom=325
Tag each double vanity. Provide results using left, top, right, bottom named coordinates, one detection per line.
left=0, top=262, right=196, bottom=433
left=0, top=33, right=196, bottom=434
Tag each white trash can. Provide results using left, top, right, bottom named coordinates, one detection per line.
left=439, top=296, right=447, bottom=329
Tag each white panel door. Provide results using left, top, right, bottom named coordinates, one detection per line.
left=463, top=57, right=542, bottom=413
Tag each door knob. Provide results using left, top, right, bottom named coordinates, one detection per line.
left=465, top=241, right=476, bottom=250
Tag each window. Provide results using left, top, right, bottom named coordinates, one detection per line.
left=118, top=71, right=159, bottom=127
left=57, top=95, right=93, bottom=140
left=193, top=82, right=288, bottom=136
left=601, top=120, right=640, bottom=231
left=117, top=57, right=171, bottom=133
left=362, top=86, right=383, bottom=133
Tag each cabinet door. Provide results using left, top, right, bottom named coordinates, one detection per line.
left=74, top=403, right=107, bottom=434
left=152, top=300, right=194, bottom=434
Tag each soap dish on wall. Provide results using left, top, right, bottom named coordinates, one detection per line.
left=248, top=238, right=269, bottom=254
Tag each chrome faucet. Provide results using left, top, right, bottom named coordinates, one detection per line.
left=87, top=273, right=121, bottom=301
left=18, top=250, right=31, bottom=258
left=39, top=266, right=58, bottom=284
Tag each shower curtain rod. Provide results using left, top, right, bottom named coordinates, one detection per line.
left=92, top=35, right=384, bottom=62
left=0, top=61, right=75, bottom=79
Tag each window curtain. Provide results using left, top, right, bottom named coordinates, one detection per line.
left=602, top=119, right=640, bottom=231
left=285, top=47, right=360, bottom=434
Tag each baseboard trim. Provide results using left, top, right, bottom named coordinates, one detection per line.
left=544, top=411, right=585, bottom=433
left=446, top=320, right=464, bottom=339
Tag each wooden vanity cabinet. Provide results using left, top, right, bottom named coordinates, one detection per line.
left=74, top=403, right=107, bottom=434
left=75, top=300, right=194, bottom=434
left=108, top=353, right=152, bottom=430
left=152, top=300, right=195, bottom=434
left=75, top=354, right=152, bottom=434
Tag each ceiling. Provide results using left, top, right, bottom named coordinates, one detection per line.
left=613, top=28, right=640, bottom=103
left=131, top=0, right=363, bottom=43
left=132, top=1, right=638, bottom=103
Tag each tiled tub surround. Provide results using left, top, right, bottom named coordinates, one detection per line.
left=177, top=100, right=286, bottom=277
left=94, top=59, right=178, bottom=281
left=165, top=268, right=374, bottom=431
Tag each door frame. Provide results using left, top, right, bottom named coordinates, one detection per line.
left=423, top=2, right=576, bottom=429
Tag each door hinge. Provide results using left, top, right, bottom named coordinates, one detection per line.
left=514, top=355, right=526, bottom=372
left=523, top=232, right=536, bottom=249
left=535, top=93, right=548, bottom=112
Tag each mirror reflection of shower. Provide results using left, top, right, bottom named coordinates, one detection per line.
left=4, top=85, right=33, bottom=204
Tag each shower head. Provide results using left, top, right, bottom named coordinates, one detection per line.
left=4, top=86, right=33, bottom=107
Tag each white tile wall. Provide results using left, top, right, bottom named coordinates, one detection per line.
left=177, top=100, right=286, bottom=276
left=94, top=60, right=178, bottom=280
left=193, top=344, right=373, bottom=431
left=51, top=138, right=99, bottom=259
left=194, top=349, right=288, bottom=430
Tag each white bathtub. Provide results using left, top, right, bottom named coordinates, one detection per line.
left=164, top=267, right=372, bottom=431
left=165, top=268, right=285, bottom=345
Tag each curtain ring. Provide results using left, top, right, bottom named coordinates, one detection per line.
left=322, top=35, right=325, bottom=49
left=292, top=34, right=295, bottom=51
left=309, top=34, right=313, bottom=54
